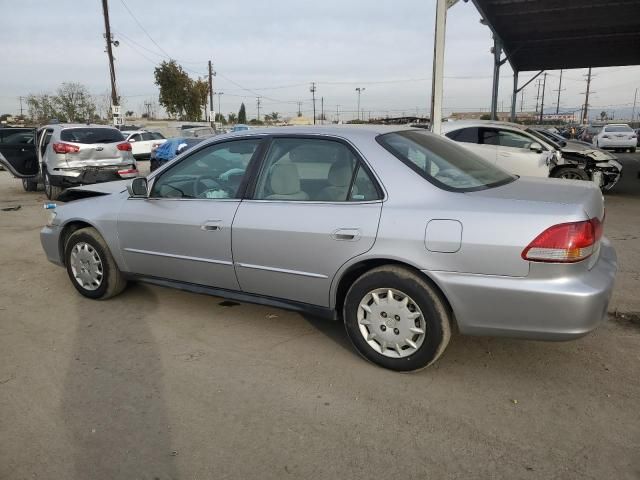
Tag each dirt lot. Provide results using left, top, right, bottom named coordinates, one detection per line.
left=1, top=156, right=639, bottom=480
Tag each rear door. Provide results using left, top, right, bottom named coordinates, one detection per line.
left=0, top=128, right=39, bottom=177
left=445, top=127, right=497, bottom=164
left=232, top=136, right=383, bottom=307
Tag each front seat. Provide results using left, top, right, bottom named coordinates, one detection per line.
left=316, top=160, right=353, bottom=201
left=266, top=163, right=309, bottom=200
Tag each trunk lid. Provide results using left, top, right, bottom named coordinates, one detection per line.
left=469, top=176, right=604, bottom=220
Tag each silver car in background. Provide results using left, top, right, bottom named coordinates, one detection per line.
left=40, top=126, right=617, bottom=371
left=0, top=124, right=138, bottom=200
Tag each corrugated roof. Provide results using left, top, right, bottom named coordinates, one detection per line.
left=472, top=0, right=640, bottom=71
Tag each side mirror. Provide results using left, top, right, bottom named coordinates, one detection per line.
left=128, top=138, right=136, bottom=143
left=529, top=142, right=543, bottom=153
left=127, top=177, right=148, bottom=197
left=560, top=140, right=567, bottom=147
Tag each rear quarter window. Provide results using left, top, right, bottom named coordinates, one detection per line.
left=61, top=128, right=124, bottom=144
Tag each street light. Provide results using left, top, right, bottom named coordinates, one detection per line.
left=355, top=87, right=365, bottom=121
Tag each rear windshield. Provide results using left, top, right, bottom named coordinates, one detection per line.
left=604, top=125, right=633, bottom=133
left=60, top=128, right=124, bottom=144
left=378, top=130, right=515, bottom=192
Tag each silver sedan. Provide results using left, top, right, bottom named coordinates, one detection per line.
left=40, top=126, right=617, bottom=371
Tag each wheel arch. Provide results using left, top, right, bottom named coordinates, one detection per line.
left=331, top=258, right=455, bottom=325
left=58, top=220, right=101, bottom=266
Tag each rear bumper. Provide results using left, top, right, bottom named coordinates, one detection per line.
left=597, top=138, right=637, bottom=148
left=40, top=225, right=63, bottom=266
left=48, top=166, right=137, bottom=186
left=427, top=239, right=617, bottom=340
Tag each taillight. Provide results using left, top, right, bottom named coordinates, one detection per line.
left=52, top=143, right=80, bottom=154
left=117, top=168, right=138, bottom=178
left=522, top=218, right=603, bottom=263
left=117, top=142, right=132, bottom=152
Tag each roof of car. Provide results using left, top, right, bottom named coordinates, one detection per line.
left=440, top=120, right=527, bottom=132
left=219, top=124, right=419, bottom=138
left=44, top=123, right=121, bottom=130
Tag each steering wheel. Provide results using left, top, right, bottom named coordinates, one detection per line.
left=192, top=174, right=225, bottom=198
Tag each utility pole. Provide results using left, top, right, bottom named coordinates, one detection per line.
left=520, top=89, right=524, bottom=112
left=101, top=0, right=119, bottom=125
left=256, top=97, right=261, bottom=121
left=582, top=67, right=592, bottom=124
left=297, top=101, right=302, bottom=117
left=538, top=72, right=547, bottom=124
left=355, top=87, right=365, bottom=121
left=631, top=88, right=637, bottom=123
left=535, top=78, right=541, bottom=113
left=336, top=104, right=340, bottom=123
left=320, top=97, right=324, bottom=125
left=554, top=69, right=564, bottom=115
left=18, top=96, right=24, bottom=118
left=310, top=82, right=317, bottom=125
left=208, top=61, right=215, bottom=128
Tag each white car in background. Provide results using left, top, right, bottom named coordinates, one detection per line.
left=593, top=124, right=637, bottom=152
left=441, top=121, right=560, bottom=178
left=123, top=130, right=167, bottom=159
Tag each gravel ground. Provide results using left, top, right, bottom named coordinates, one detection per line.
left=1, top=155, right=639, bottom=480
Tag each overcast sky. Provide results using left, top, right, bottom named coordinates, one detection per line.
left=1, top=0, right=639, bottom=121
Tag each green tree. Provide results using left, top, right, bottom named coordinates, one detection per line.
left=215, top=113, right=227, bottom=124
left=227, top=112, right=237, bottom=124
left=154, top=60, right=202, bottom=120
left=238, top=103, right=247, bottom=124
left=480, top=114, right=491, bottom=120
left=267, top=112, right=280, bottom=123
left=125, top=110, right=134, bottom=117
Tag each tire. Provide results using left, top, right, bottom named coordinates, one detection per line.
left=22, top=178, right=38, bottom=192
left=64, top=227, right=127, bottom=300
left=343, top=265, right=451, bottom=372
left=630, top=148, right=636, bottom=153
left=44, top=170, right=63, bottom=200
left=551, top=167, right=589, bottom=181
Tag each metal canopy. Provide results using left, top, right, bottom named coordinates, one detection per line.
left=473, top=0, right=640, bottom=72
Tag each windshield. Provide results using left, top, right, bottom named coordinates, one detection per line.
left=378, top=130, right=516, bottom=192
left=604, top=125, right=633, bottom=133
left=61, top=128, right=124, bottom=144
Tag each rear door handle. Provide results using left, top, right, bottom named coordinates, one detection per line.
left=331, top=228, right=361, bottom=241
left=201, top=220, right=223, bottom=231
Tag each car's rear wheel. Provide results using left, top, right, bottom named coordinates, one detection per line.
left=552, top=167, right=589, bottom=181
left=630, top=147, right=636, bottom=153
left=343, top=265, right=451, bottom=371
left=22, top=178, right=38, bottom=192
left=64, top=227, right=127, bottom=300
left=44, top=170, right=63, bottom=200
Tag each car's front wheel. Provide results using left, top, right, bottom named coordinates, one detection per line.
left=343, top=265, right=451, bottom=371
left=552, top=167, right=589, bottom=181
left=64, top=227, right=127, bottom=300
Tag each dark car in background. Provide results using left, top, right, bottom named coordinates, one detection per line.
left=580, top=125, right=603, bottom=143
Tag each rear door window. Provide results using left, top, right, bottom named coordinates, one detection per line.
left=445, top=127, right=479, bottom=143
left=61, top=128, right=124, bottom=144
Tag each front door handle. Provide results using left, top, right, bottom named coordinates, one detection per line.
left=331, top=228, right=361, bottom=241
left=201, top=220, right=223, bottom=231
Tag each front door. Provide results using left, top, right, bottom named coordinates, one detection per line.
left=0, top=128, right=38, bottom=177
left=232, top=136, right=383, bottom=307
left=491, top=128, right=550, bottom=177
left=117, top=138, right=262, bottom=289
